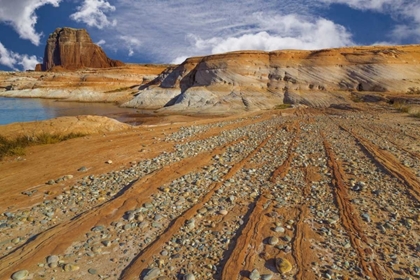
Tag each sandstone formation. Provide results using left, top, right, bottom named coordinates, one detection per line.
left=0, top=64, right=168, bottom=103
left=123, top=45, right=420, bottom=112
left=37, top=27, right=124, bottom=71
left=0, top=115, right=131, bottom=139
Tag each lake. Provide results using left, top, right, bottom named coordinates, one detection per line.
left=0, top=97, right=140, bottom=125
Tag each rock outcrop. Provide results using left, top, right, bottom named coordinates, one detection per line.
left=37, top=27, right=124, bottom=71
left=123, top=45, right=420, bottom=113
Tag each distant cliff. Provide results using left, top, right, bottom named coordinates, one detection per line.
left=122, top=45, right=420, bottom=112
left=36, top=27, right=123, bottom=71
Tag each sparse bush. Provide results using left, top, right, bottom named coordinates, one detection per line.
left=393, top=101, right=410, bottom=113
left=274, top=104, right=292, bottom=110
left=410, top=112, right=420, bottom=118
left=105, top=85, right=139, bottom=93
left=407, top=87, right=420, bottom=95
left=0, top=132, right=85, bottom=160
left=350, top=95, right=362, bottom=103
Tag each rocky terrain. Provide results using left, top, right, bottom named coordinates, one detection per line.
left=0, top=104, right=419, bottom=280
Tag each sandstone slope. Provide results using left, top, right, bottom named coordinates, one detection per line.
left=0, top=115, right=132, bottom=139
left=123, top=45, right=420, bottom=113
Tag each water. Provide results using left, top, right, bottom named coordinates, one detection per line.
left=0, top=97, right=140, bottom=125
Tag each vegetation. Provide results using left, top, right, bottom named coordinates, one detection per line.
left=407, top=87, right=420, bottom=95
left=392, top=101, right=420, bottom=118
left=0, top=132, right=85, bottom=160
left=104, top=85, right=139, bottom=93
left=274, top=104, right=292, bottom=110
left=393, top=101, right=410, bottom=113
left=350, top=93, right=362, bottom=103
left=410, top=112, right=420, bottom=118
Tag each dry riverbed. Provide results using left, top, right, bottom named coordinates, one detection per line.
left=0, top=104, right=419, bottom=280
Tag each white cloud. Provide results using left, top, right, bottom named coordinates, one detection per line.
left=106, top=0, right=342, bottom=63
left=171, top=56, right=189, bottom=64
left=96, top=39, right=106, bottom=46
left=0, top=0, right=61, bottom=45
left=119, top=36, right=141, bottom=57
left=171, top=15, right=352, bottom=63
left=18, top=54, right=40, bottom=70
left=319, top=0, right=396, bottom=11
left=0, top=42, right=18, bottom=69
left=320, top=0, right=420, bottom=41
left=70, top=0, right=117, bottom=29
left=0, top=42, right=40, bottom=70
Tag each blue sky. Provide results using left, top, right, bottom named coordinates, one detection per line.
left=0, top=0, right=419, bottom=71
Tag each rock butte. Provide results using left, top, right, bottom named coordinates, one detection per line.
left=37, top=27, right=123, bottom=71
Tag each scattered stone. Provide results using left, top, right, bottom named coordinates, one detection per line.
left=274, top=226, right=285, bottom=233
left=268, top=236, right=279, bottom=245
left=276, top=258, right=292, bottom=274
left=219, top=209, right=228, bottom=215
left=88, top=268, right=97, bottom=275
left=11, top=270, right=29, bottom=280
left=361, top=213, right=371, bottom=223
left=249, top=268, right=260, bottom=280
left=47, top=255, right=59, bottom=268
left=143, top=267, right=161, bottom=280
left=106, top=160, right=113, bottom=164
left=63, top=263, right=79, bottom=272
left=78, top=166, right=88, bottom=172
left=183, top=273, right=195, bottom=280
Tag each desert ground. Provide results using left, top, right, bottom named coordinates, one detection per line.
left=0, top=102, right=419, bottom=280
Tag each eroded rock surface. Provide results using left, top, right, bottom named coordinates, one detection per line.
left=124, top=45, right=420, bottom=112
left=38, top=27, right=123, bottom=71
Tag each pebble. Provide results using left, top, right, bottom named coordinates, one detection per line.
left=219, top=209, right=228, bottom=215
left=268, top=236, right=279, bottom=245
left=88, top=268, right=97, bottom=274
left=276, top=258, right=292, bottom=274
left=11, top=270, right=29, bottom=280
left=183, top=273, right=196, bottom=280
left=63, top=263, right=80, bottom=272
left=361, top=213, right=371, bottom=223
left=78, top=166, right=88, bottom=172
left=47, top=255, right=59, bottom=267
left=249, top=269, right=260, bottom=280
left=261, top=274, right=273, bottom=280
left=106, top=160, right=113, bottom=164
left=143, top=267, right=161, bottom=280
left=274, top=226, right=285, bottom=233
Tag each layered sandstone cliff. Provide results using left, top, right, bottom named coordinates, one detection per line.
left=123, top=45, right=420, bottom=113
left=37, top=27, right=123, bottom=71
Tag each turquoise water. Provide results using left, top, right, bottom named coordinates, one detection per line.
left=0, top=97, right=139, bottom=125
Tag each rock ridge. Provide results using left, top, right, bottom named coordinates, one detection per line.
left=123, top=44, right=420, bottom=113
